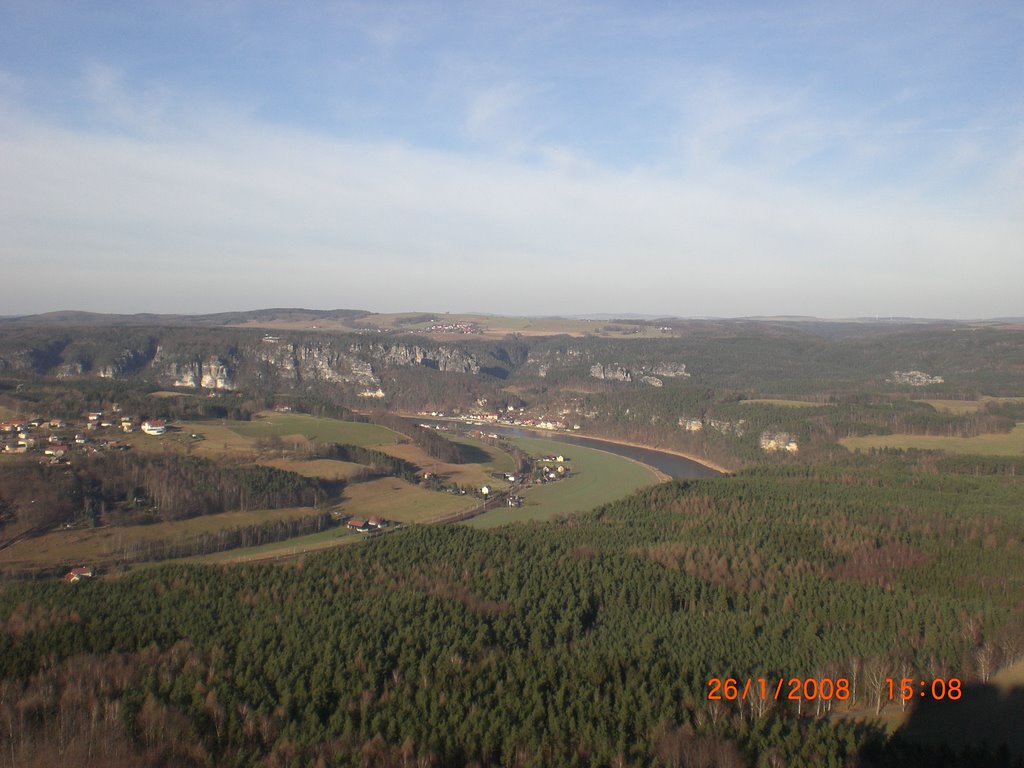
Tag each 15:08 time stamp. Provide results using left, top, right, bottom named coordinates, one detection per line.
left=886, top=677, right=962, bottom=701
left=707, top=677, right=962, bottom=702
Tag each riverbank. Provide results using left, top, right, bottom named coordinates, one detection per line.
left=393, top=412, right=732, bottom=476
left=558, top=433, right=733, bottom=475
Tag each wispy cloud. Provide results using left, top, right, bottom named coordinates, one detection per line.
left=1, top=77, right=1020, bottom=318
left=1, top=2, right=1022, bottom=317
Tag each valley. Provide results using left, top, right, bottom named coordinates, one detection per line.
left=1, top=310, right=1022, bottom=766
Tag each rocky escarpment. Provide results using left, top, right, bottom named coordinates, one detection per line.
left=650, top=362, right=689, bottom=378
left=526, top=345, right=688, bottom=385
left=95, top=347, right=157, bottom=379
left=355, top=342, right=481, bottom=374
left=256, top=340, right=381, bottom=388
left=0, top=329, right=516, bottom=395
left=152, top=346, right=237, bottom=390
left=590, top=361, right=689, bottom=386
left=590, top=363, right=633, bottom=382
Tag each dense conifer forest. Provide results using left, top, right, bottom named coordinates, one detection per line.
left=2, top=453, right=1021, bottom=766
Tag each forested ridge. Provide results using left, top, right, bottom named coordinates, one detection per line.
left=2, top=453, right=1022, bottom=766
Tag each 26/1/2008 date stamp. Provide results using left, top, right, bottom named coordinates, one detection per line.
left=707, top=677, right=963, bottom=702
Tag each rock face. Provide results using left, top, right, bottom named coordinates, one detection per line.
left=256, top=341, right=380, bottom=387
left=95, top=348, right=155, bottom=379
left=0, top=328, right=515, bottom=393
left=680, top=416, right=746, bottom=436
left=651, top=362, right=689, bottom=378
left=590, top=364, right=632, bottom=382
left=358, top=342, right=480, bottom=374
left=760, top=431, right=798, bottom=453
left=55, top=362, right=86, bottom=379
left=200, top=359, right=235, bottom=390
left=591, top=363, right=682, bottom=386
left=157, top=357, right=236, bottom=390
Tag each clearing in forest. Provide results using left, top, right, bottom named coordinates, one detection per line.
left=840, top=423, right=1024, bottom=456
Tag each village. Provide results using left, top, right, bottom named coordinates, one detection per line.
left=0, top=406, right=171, bottom=464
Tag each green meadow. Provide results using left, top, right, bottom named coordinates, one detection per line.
left=465, top=435, right=662, bottom=528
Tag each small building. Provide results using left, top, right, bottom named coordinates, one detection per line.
left=141, top=420, right=167, bottom=436
left=63, top=566, right=95, bottom=584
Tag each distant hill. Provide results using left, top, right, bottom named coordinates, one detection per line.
left=0, top=308, right=371, bottom=328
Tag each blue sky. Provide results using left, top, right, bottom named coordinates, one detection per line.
left=2, top=1, right=1022, bottom=317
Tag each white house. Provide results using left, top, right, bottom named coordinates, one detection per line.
left=141, top=420, right=167, bottom=436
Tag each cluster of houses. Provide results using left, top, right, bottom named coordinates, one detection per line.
left=534, top=455, right=570, bottom=483
left=417, top=407, right=581, bottom=432
left=425, top=321, right=483, bottom=334
left=1, top=407, right=170, bottom=461
left=343, top=515, right=393, bottom=533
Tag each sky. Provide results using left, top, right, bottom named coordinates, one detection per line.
left=1, top=1, right=1022, bottom=319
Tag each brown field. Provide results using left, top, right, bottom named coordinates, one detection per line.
left=148, top=390, right=192, bottom=398
left=379, top=436, right=514, bottom=488
left=993, top=657, right=1024, bottom=689
left=124, top=413, right=402, bottom=460
left=740, top=398, right=825, bottom=408
left=228, top=412, right=403, bottom=445
left=0, top=506, right=321, bottom=571
left=841, top=423, right=1024, bottom=456
left=113, top=424, right=263, bottom=458
left=257, top=457, right=365, bottom=480
left=917, top=396, right=1024, bottom=414
left=191, top=422, right=272, bottom=456
left=338, top=478, right=477, bottom=523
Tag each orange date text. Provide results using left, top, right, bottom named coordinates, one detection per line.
left=707, top=677, right=851, bottom=702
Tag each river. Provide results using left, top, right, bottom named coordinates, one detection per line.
left=410, top=419, right=721, bottom=479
